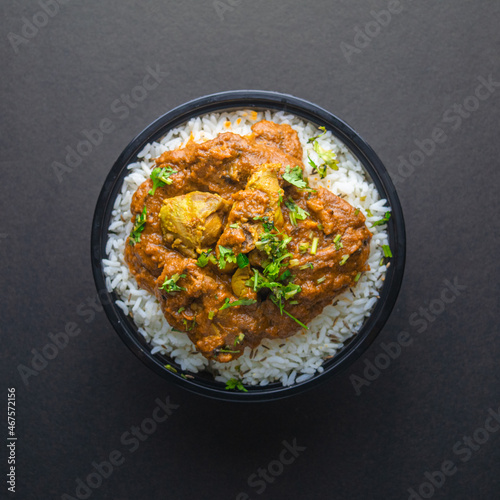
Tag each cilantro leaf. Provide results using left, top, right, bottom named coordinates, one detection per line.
left=382, top=244, right=393, bottom=258
left=219, top=297, right=257, bottom=311
left=197, top=250, right=216, bottom=268
left=148, top=167, right=177, bottom=195
left=160, top=273, right=186, bottom=293
left=283, top=166, right=308, bottom=189
left=307, top=126, right=327, bottom=143
left=334, top=234, right=343, bottom=251
left=372, top=211, right=392, bottom=227
left=218, top=246, right=237, bottom=269
left=236, top=253, right=249, bottom=268
left=339, top=255, right=350, bottom=266
left=129, top=206, right=147, bottom=245
left=285, top=199, right=310, bottom=226
left=225, top=378, right=248, bottom=392
left=312, top=142, right=339, bottom=172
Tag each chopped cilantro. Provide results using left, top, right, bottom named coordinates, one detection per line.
left=372, top=211, right=392, bottom=227
left=310, top=237, right=319, bottom=255
left=283, top=165, right=308, bottom=189
left=160, top=273, right=186, bottom=293
left=197, top=250, right=217, bottom=268
left=354, top=272, right=362, bottom=282
left=225, top=378, right=248, bottom=392
left=307, top=126, right=327, bottom=143
left=354, top=208, right=360, bottom=216
left=299, top=263, right=314, bottom=270
left=208, top=311, right=215, bottom=320
left=165, top=364, right=177, bottom=373
left=218, top=246, right=237, bottom=269
left=129, top=206, right=147, bottom=245
left=236, top=253, right=249, bottom=269
left=229, top=223, right=240, bottom=229
left=299, top=242, right=310, bottom=253
left=317, top=277, right=326, bottom=284
left=148, top=166, right=176, bottom=195
left=234, top=333, right=245, bottom=345
left=219, top=348, right=241, bottom=354
left=313, top=141, right=339, bottom=172
left=285, top=199, right=310, bottom=226
left=334, top=234, right=343, bottom=251
left=339, top=255, right=350, bottom=266
left=278, top=269, right=292, bottom=281
left=382, top=245, right=393, bottom=258
left=283, top=309, right=308, bottom=329
left=219, top=297, right=257, bottom=311
left=308, top=155, right=328, bottom=178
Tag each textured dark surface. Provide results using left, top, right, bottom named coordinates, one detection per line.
left=1, top=1, right=499, bottom=499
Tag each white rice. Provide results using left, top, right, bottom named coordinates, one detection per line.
left=103, top=110, right=391, bottom=387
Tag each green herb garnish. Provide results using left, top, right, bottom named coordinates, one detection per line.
left=285, top=199, right=310, bottom=226
left=382, top=245, right=393, bottom=258
left=317, top=277, right=326, bottom=284
left=308, top=126, right=327, bottom=143
left=236, top=253, right=249, bottom=269
left=372, top=211, right=391, bottom=227
left=225, top=378, right=248, bottom=392
left=129, top=206, right=147, bottom=245
left=334, top=234, right=343, bottom=251
left=218, top=246, right=237, bottom=269
left=182, top=318, right=196, bottom=331
left=197, top=250, right=216, bottom=268
left=299, top=263, right=314, bottom=270
left=354, top=272, right=362, bottom=282
left=148, top=166, right=176, bottom=195
left=310, top=237, right=319, bottom=255
left=283, top=165, right=308, bottom=189
left=234, top=333, right=245, bottom=346
left=160, top=273, right=186, bottom=293
left=208, top=311, right=215, bottom=320
left=229, top=223, right=240, bottom=229
left=283, top=309, right=308, bottom=329
left=165, top=364, right=177, bottom=373
left=219, top=298, right=257, bottom=311
left=313, top=141, right=339, bottom=173
left=299, top=242, right=310, bottom=253
left=339, top=255, right=350, bottom=266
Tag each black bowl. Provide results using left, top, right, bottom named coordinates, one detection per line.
left=91, top=90, right=406, bottom=402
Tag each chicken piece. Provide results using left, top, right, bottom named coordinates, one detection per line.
left=231, top=266, right=256, bottom=298
left=217, top=163, right=284, bottom=256
left=160, top=191, right=230, bottom=258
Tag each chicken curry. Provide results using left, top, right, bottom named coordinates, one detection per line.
left=125, top=120, right=372, bottom=363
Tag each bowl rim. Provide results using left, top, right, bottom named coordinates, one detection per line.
left=91, top=90, right=406, bottom=402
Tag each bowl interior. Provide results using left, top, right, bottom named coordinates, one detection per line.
left=91, top=90, right=406, bottom=402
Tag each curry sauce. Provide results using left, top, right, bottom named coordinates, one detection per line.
left=125, top=121, right=372, bottom=363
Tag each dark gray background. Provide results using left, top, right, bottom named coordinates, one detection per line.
left=1, top=1, right=499, bottom=499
